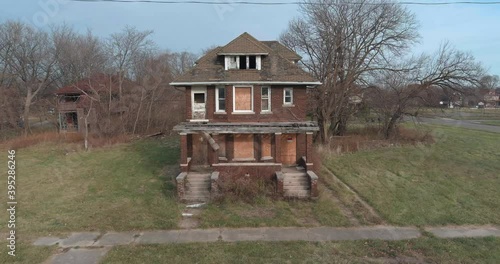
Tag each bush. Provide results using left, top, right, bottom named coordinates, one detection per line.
left=214, top=175, right=275, bottom=204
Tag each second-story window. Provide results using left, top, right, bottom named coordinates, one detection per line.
left=284, top=88, right=293, bottom=105
left=225, top=55, right=261, bottom=70
left=233, top=86, right=253, bottom=113
left=216, top=86, right=226, bottom=112
left=261, top=86, right=271, bottom=112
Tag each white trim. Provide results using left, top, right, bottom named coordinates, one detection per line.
left=215, top=86, right=226, bottom=112
left=170, top=81, right=322, bottom=86
left=189, top=119, right=209, bottom=122
left=283, top=87, right=293, bottom=105
left=233, top=85, right=254, bottom=113
left=256, top=56, right=261, bottom=70
left=261, top=86, right=271, bottom=112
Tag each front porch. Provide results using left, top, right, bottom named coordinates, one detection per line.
left=173, top=122, right=319, bottom=201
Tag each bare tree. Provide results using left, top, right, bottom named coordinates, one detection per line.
left=281, top=0, right=419, bottom=143
left=52, top=25, right=108, bottom=87
left=367, top=43, right=484, bottom=138
left=0, top=21, right=58, bottom=136
left=168, top=51, right=197, bottom=78
left=107, top=26, right=155, bottom=99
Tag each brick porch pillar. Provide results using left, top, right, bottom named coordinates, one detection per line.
left=306, top=132, right=314, bottom=170
left=180, top=133, right=188, bottom=172
left=274, top=133, right=282, bottom=163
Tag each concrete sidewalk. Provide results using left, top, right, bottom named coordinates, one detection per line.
left=35, top=225, right=500, bottom=264
left=35, top=225, right=500, bottom=247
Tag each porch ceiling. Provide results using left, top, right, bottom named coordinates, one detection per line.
left=173, top=122, right=319, bottom=134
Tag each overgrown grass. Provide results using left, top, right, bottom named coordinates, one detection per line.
left=0, top=137, right=181, bottom=236
left=0, top=243, right=56, bottom=264
left=101, top=237, right=500, bottom=264
left=200, top=195, right=350, bottom=228
left=324, top=125, right=500, bottom=226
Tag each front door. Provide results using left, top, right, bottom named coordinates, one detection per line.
left=192, top=87, right=207, bottom=120
left=281, top=134, right=297, bottom=165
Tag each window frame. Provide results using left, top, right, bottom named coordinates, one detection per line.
left=232, top=85, right=254, bottom=113
left=225, top=55, right=261, bottom=70
left=283, top=87, right=294, bottom=105
left=261, top=86, right=271, bottom=113
left=215, top=86, right=226, bottom=113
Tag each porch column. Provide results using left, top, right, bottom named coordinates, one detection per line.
left=306, top=132, right=314, bottom=168
left=274, top=133, right=282, bottom=163
left=180, top=133, right=188, bottom=172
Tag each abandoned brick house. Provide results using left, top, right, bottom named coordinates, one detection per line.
left=171, top=32, right=322, bottom=202
left=54, top=74, right=119, bottom=133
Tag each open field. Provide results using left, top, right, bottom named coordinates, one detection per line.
left=324, top=125, right=500, bottom=226
left=0, top=138, right=182, bottom=236
left=418, top=107, right=500, bottom=120
left=100, top=237, right=500, bottom=264
left=478, top=120, right=500, bottom=126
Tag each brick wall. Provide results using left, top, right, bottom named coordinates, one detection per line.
left=214, top=164, right=282, bottom=181
left=201, top=85, right=309, bottom=122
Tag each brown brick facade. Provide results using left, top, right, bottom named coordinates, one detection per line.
left=214, top=164, right=282, bottom=181
left=186, top=85, right=308, bottom=122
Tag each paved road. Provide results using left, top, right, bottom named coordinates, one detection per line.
left=415, top=117, right=500, bottom=133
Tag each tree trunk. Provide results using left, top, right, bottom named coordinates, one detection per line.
left=384, top=112, right=401, bottom=139
left=132, top=89, right=145, bottom=135
left=22, top=88, right=33, bottom=137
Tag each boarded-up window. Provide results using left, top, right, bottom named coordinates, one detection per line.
left=218, top=134, right=226, bottom=158
left=234, top=86, right=252, bottom=111
left=261, top=134, right=272, bottom=158
left=234, top=134, right=254, bottom=159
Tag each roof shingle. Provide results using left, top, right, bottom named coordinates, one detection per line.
left=172, top=32, right=319, bottom=85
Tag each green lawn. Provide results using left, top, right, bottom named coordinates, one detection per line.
left=0, top=138, right=182, bottom=236
left=419, top=107, right=500, bottom=120
left=324, top=125, right=500, bottom=226
left=101, top=237, right=500, bottom=264
left=479, top=120, right=500, bottom=126
left=0, top=243, right=56, bottom=264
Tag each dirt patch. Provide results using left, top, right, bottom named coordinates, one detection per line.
left=178, top=208, right=203, bottom=229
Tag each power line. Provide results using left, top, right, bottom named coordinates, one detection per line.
left=70, top=0, right=500, bottom=6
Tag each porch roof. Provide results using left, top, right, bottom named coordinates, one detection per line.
left=173, top=122, right=319, bottom=134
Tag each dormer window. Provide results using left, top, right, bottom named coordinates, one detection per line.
left=225, top=55, right=261, bottom=70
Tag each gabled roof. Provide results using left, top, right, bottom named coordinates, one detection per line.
left=171, top=32, right=320, bottom=86
left=261, top=41, right=302, bottom=62
left=217, top=32, right=271, bottom=55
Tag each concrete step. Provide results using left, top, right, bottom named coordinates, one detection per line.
left=185, top=190, right=210, bottom=197
left=187, top=186, right=211, bottom=192
left=184, top=197, right=209, bottom=202
left=284, top=179, right=309, bottom=184
left=186, top=180, right=211, bottom=185
left=284, top=186, right=310, bottom=191
left=284, top=190, right=311, bottom=198
left=283, top=172, right=307, bottom=177
left=188, top=173, right=211, bottom=177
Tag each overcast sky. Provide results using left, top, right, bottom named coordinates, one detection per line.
left=1, top=0, right=499, bottom=75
